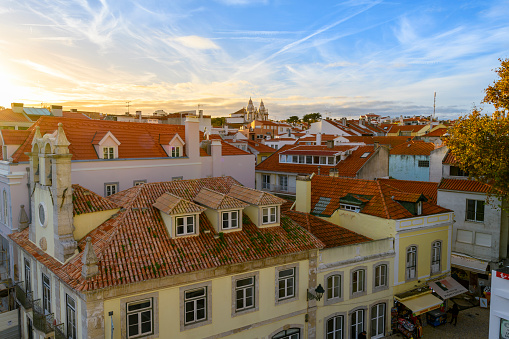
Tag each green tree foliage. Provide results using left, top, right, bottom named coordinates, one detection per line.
left=302, top=112, right=321, bottom=123
left=211, top=117, right=225, bottom=127
left=446, top=58, right=509, bottom=200
left=286, top=115, right=300, bottom=123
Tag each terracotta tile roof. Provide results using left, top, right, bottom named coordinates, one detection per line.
left=0, top=130, right=30, bottom=145
left=193, top=188, right=249, bottom=210
left=388, top=125, right=427, bottom=133
left=62, top=112, right=91, bottom=119
left=256, top=144, right=377, bottom=177
left=284, top=210, right=371, bottom=248
left=377, top=179, right=439, bottom=204
left=72, top=184, right=120, bottom=215
left=280, top=199, right=295, bottom=212
left=438, top=178, right=491, bottom=193
left=442, top=151, right=457, bottom=164
left=10, top=176, right=323, bottom=292
left=229, top=185, right=286, bottom=205
left=153, top=192, right=206, bottom=215
left=425, top=128, right=447, bottom=137
left=246, top=140, right=275, bottom=153
left=390, top=191, right=425, bottom=203
left=310, top=175, right=450, bottom=220
left=0, top=109, right=31, bottom=123
left=220, top=141, right=251, bottom=156
left=390, top=140, right=434, bottom=156
left=342, top=136, right=410, bottom=148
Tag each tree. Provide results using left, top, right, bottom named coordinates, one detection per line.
left=445, top=58, right=509, bottom=200
left=302, top=112, right=321, bottom=123
left=287, top=115, right=300, bottom=124
left=211, top=117, right=225, bottom=127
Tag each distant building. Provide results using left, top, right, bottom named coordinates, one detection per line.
left=389, top=140, right=435, bottom=181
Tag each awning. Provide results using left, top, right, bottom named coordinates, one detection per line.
left=398, top=293, right=443, bottom=316
left=451, top=253, right=489, bottom=274
left=428, top=276, right=468, bottom=299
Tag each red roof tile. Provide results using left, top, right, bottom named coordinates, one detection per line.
left=0, top=109, right=31, bottom=123
left=246, top=140, right=276, bottom=153
left=425, top=128, right=447, bottom=137
left=10, top=176, right=323, bottom=292
left=377, top=179, right=439, bottom=204
left=442, top=151, right=457, bottom=164
left=437, top=179, right=491, bottom=193
left=390, top=140, right=434, bottom=156
left=0, top=130, right=30, bottom=145
left=73, top=184, right=120, bottom=215
left=62, top=112, right=91, bottom=119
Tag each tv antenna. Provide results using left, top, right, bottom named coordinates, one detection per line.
left=433, top=92, right=436, bottom=121
left=126, top=101, right=131, bottom=115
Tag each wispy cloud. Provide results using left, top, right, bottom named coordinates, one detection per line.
left=173, top=36, right=221, bottom=50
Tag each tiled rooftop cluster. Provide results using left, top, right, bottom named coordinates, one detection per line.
left=11, top=176, right=323, bottom=292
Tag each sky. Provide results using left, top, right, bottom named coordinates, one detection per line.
left=0, top=0, right=508, bottom=120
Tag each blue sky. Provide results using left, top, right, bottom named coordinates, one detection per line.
left=0, top=0, right=508, bottom=119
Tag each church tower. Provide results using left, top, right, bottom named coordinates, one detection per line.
left=246, top=97, right=255, bottom=122
left=258, top=99, right=268, bottom=121
left=29, top=123, right=77, bottom=262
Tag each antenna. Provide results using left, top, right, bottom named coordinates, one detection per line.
left=433, top=92, right=436, bottom=121
left=126, top=101, right=131, bottom=115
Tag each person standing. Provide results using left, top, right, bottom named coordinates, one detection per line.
left=450, top=303, right=459, bottom=326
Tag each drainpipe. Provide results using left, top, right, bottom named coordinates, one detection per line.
left=25, top=167, right=31, bottom=222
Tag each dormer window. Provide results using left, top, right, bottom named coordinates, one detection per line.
left=171, top=146, right=181, bottom=158
left=417, top=201, right=423, bottom=215
left=194, top=188, right=248, bottom=232
left=103, top=147, right=114, bottom=159
left=262, top=206, right=277, bottom=224
left=340, top=203, right=360, bottom=212
left=176, top=215, right=196, bottom=236
left=222, top=211, right=239, bottom=230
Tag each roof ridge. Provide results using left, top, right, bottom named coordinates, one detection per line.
left=376, top=181, right=391, bottom=219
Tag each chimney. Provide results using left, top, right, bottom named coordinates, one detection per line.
left=359, top=118, right=364, bottom=127
left=400, top=115, right=404, bottom=124
left=136, top=110, right=142, bottom=122
left=374, top=141, right=379, bottom=150
left=50, top=105, right=63, bottom=117
left=70, top=108, right=78, bottom=113
left=295, top=174, right=313, bottom=213
left=326, top=140, right=334, bottom=149
left=211, top=140, right=222, bottom=177
left=316, top=133, right=322, bottom=145
left=341, top=117, right=347, bottom=126
left=199, top=109, right=203, bottom=118
left=340, top=151, right=348, bottom=161
left=185, top=116, right=200, bottom=160
left=81, top=237, right=99, bottom=279
left=11, top=103, right=23, bottom=113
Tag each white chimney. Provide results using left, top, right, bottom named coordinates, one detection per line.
left=316, top=133, right=322, bottom=145
left=11, top=103, right=23, bottom=113
left=50, top=105, right=63, bottom=117
left=136, top=110, right=142, bottom=122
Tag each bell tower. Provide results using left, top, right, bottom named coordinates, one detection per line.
left=29, top=123, right=77, bottom=262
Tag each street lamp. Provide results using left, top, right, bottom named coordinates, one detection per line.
left=307, top=284, right=325, bottom=301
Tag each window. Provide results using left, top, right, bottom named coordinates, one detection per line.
left=279, top=175, right=288, bottom=191
left=352, top=270, right=365, bottom=294
left=222, top=211, right=239, bottom=230
left=449, top=166, right=468, bottom=176
left=127, top=298, right=153, bottom=338
left=327, top=275, right=341, bottom=300
left=184, top=288, right=207, bottom=324
left=371, top=304, right=385, bottom=338
left=374, top=264, right=387, bottom=288
left=24, top=259, right=31, bottom=293
left=277, top=268, right=295, bottom=301
left=103, top=147, right=114, bottom=159
left=466, top=199, right=484, bottom=222
left=235, top=277, right=255, bottom=312
left=418, top=160, right=430, bottom=167
left=431, top=241, right=441, bottom=274
left=170, top=146, right=180, bottom=158
left=360, top=152, right=370, bottom=158
left=42, top=274, right=51, bottom=314
left=272, top=328, right=300, bottom=339
left=133, top=180, right=146, bottom=186
left=105, top=183, right=118, bottom=196
left=406, top=246, right=417, bottom=280
left=176, top=216, right=195, bottom=236
left=262, top=174, right=271, bottom=190
left=2, top=190, right=7, bottom=223
left=262, top=206, right=277, bottom=224
left=350, top=309, right=364, bottom=339
left=279, top=155, right=286, bottom=163
left=66, top=295, right=77, bottom=339
left=172, top=176, right=183, bottom=181
left=340, top=204, right=360, bottom=212
left=326, top=316, right=344, bottom=339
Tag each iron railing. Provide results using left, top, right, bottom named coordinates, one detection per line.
left=54, top=323, right=66, bottom=339
left=33, top=299, right=55, bottom=334
left=14, top=281, right=33, bottom=309
left=261, top=184, right=296, bottom=194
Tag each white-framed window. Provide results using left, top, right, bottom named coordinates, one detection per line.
left=170, top=146, right=181, bottom=158
left=339, top=204, right=360, bottom=212
left=262, top=206, right=277, bottom=224
left=374, top=264, right=387, bottom=288
left=466, top=199, right=484, bottom=222
left=431, top=241, right=441, bottom=274
left=133, top=180, right=146, bottom=186
left=127, top=298, right=153, bottom=338
left=350, top=309, right=364, bottom=339
left=272, top=328, right=300, bottom=339
left=326, top=315, right=344, bottom=339
left=176, top=216, right=195, bottom=236
left=352, top=270, right=365, bottom=294
left=262, top=174, right=271, bottom=190
left=279, top=154, right=287, bottom=163
left=235, top=276, right=255, bottom=312
left=222, top=211, right=239, bottom=230
left=172, top=176, right=183, bottom=181
left=42, top=274, right=51, bottom=314
left=371, top=303, right=385, bottom=338
left=327, top=275, right=341, bottom=300
left=184, top=288, right=207, bottom=324
left=406, top=246, right=417, bottom=280
left=279, top=175, right=288, bottom=191
left=103, top=147, right=114, bottom=159
left=277, top=268, right=295, bottom=301
left=105, top=183, right=118, bottom=196
left=24, top=259, right=31, bottom=293
left=66, top=295, right=77, bottom=339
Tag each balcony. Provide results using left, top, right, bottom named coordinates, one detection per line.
left=15, top=282, right=33, bottom=309
left=33, top=299, right=55, bottom=334
left=54, top=323, right=66, bottom=339
left=261, top=184, right=296, bottom=195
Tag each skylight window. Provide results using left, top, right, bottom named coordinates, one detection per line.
left=360, top=152, right=370, bottom=158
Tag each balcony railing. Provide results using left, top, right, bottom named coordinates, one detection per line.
left=15, top=281, right=33, bottom=309
left=261, top=184, right=296, bottom=195
left=54, top=323, right=66, bottom=339
left=33, top=299, right=55, bottom=334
